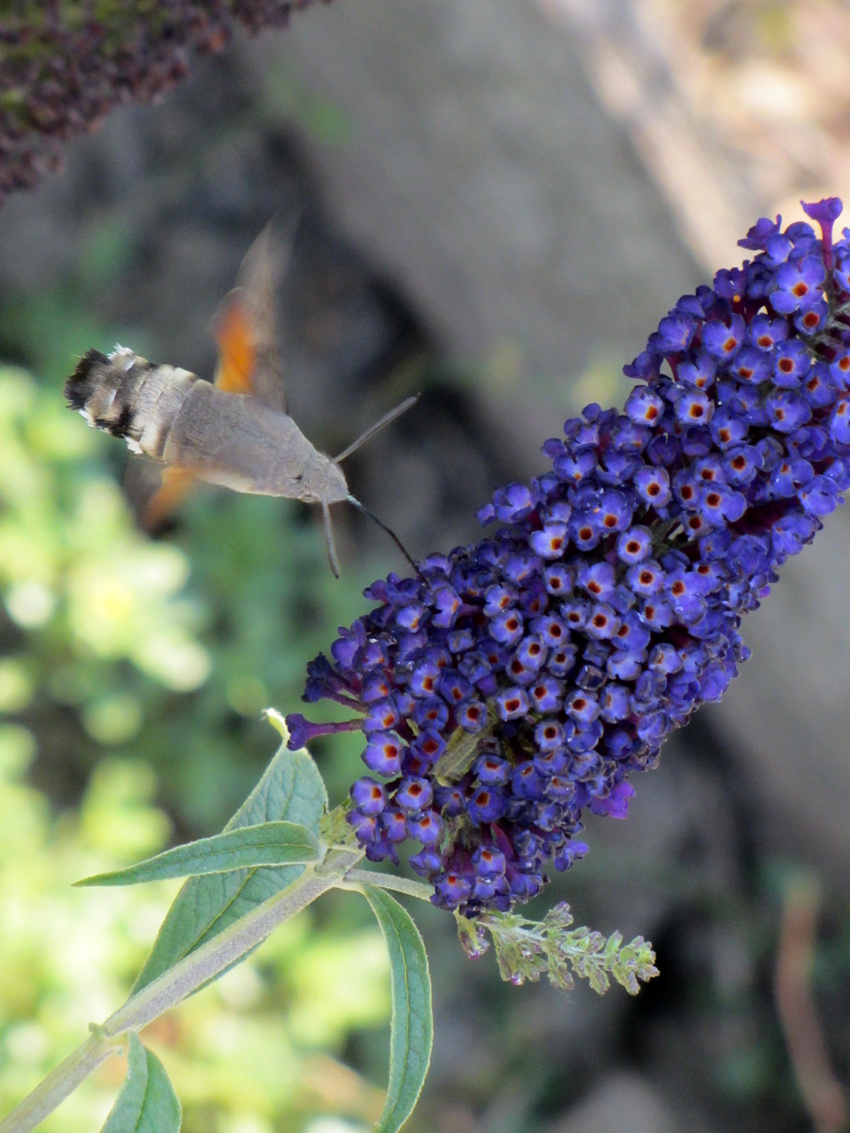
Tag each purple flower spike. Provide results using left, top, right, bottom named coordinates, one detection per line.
left=290, top=199, right=850, bottom=919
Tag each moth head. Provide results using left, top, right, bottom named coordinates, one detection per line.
left=295, top=456, right=349, bottom=508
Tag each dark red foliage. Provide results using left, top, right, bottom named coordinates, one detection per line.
left=0, top=0, right=330, bottom=203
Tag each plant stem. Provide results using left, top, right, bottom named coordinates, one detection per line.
left=342, top=869, right=434, bottom=901
left=0, top=847, right=363, bottom=1133
left=103, top=848, right=361, bottom=1035
left=0, top=1034, right=122, bottom=1133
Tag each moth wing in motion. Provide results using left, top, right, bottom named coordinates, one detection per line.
left=143, top=221, right=291, bottom=526
left=141, top=465, right=197, bottom=530
left=212, top=221, right=289, bottom=412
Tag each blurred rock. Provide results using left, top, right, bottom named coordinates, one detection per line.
left=254, top=0, right=702, bottom=468
left=545, top=1072, right=698, bottom=1133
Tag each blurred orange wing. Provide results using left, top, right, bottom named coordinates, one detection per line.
left=213, top=222, right=288, bottom=412
left=142, top=284, right=258, bottom=527
left=143, top=302, right=254, bottom=527
left=143, top=465, right=199, bottom=529
left=212, top=292, right=258, bottom=395
left=144, top=222, right=288, bottom=528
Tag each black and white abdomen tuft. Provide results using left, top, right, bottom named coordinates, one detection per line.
left=63, top=346, right=199, bottom=459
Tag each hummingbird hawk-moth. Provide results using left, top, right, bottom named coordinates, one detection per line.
left=64, top=224, right=419, bottom=576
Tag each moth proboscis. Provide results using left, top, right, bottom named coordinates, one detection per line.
left=63, top=223, right=420, bottom=577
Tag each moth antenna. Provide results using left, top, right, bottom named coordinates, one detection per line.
left=347, top=495, right=422, bottom=578
left=333, top=395, right=420, bottom=464
left=322, top=500, right=341, bottom=579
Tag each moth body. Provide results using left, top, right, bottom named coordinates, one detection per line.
left=66, top=347, right=349, bottom=506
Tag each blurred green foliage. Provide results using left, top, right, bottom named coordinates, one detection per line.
left=0, top=282, right=402, bottom=1126
left=0, top=727, right=390, bottom=1132
left=0, top=357, right=377, bottom=824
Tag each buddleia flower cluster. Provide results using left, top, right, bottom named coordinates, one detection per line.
left=287, top=198, right=850, bottom=918
left=0, top=0, right=325, bottom=202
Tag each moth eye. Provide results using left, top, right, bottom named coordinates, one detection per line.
left=294, top=473, right=304, bottom=483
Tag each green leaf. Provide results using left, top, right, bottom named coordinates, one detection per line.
left=363, top=886, right=433, bottom=1133
left=434, top=706, right=497, bottom=786
left=76, top=821, right=321, bottom=887
left=132, top=723, right=326, bottom=993
left=100, top=1033, right=181, bottom=1133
